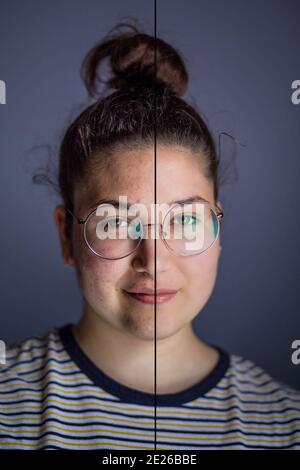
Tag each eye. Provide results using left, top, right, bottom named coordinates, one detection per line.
left=106, top=217, right=143, bottom=238
left=174, top=214, right=199, bottom=226
left=115, top=217, right=128, bottom=227
left=103, top=217, right=128, bottom=231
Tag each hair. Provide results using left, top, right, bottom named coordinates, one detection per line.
left=33, top=19, right=225, bottom=243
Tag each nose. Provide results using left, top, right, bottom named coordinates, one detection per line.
left=131, top=223, right=170, bottom=276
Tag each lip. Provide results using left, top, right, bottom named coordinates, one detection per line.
left=125, top=288, right=179, bottom=304
left=126, top=287, right=178, bottom=295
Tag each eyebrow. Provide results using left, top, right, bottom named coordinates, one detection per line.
left=88, top=195, right=209, bottom=210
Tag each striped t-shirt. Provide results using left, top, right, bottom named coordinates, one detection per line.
left=1, top=323, right=300, bottom=450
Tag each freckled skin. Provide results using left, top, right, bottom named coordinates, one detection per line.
left=54, top=144, right=223, bottom=393
left=55, top=145, right=222, bottom=341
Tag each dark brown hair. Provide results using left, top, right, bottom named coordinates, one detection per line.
left=33, top=20, right=224, bottom=241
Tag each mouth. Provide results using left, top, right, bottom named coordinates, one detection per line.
left=124, top=290, right=179, bottom=305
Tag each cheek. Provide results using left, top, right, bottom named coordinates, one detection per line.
left=181, top=244, right=220, bottom=293
left=73, top=243, right=127, bottom=300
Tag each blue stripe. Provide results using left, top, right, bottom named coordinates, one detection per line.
left=6, top=346, right=65, bottom=361
left=1, top=392, right=297, bottom=407
left=0, top=431, right=157, bottom=443
left=8, top=367, right=83, bottom=378
left=7, top=333, right=61, bottom=349
left=0, top=381, right=96, bottom=394
left=4, top=352, right=70, bottom=369
left=214, top=374, right=275, bottom=387
left=25, top=442, right=300, bottom=449
left=0, top=372, right=278, bottom=391
left=2, top=414, right=300, bottom=428
left=1, top=403, right=300, bottom=417
left=1, top=428, right=299, bottom=443
left=0, top=419, right=299, bottom=438
left=215, top=380, right=280, bottom=396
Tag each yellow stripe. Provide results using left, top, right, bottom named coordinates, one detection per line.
left=234, top=372, right=269, bottom=382
left=0, top=439, right=154, bottom=449
left=204, top=388, right=285, bottom=398
left=1, top=398, right=299, bottom=413
left=1, top=426, right=155, bottom=437
left=5, top=352, right=70, bottom=364
left=0, top=433, right=299, bottom=445
left=0, top=377, right=288, bottom=397
left=0, top=388, right=108, bottom=398
left=2, top=410, right=300, bottom=424
left=1, top=413, right=154, bottom=424
left=0, top=407, right=299, bottom=427
left=6, top=335, right=60, bottom=351
left=0, top=373, right=90, bottom=386
left=1, top=422, right=297, bottom=434
left=210, top=381, right=284, bottom=392
left=4, top=387, right=283, bottom=400
left=6, top=362, right=80, bottom=373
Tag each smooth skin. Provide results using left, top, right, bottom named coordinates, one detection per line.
left=54, top=145, right=223, bottom=394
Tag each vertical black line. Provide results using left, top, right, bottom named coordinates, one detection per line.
left=154, top=0, right=157, bottom=452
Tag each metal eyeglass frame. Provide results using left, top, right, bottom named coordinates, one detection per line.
left=66, top=199, right=224, bottom=260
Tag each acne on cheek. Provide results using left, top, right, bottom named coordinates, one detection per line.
left=76, top=250, right=123, bottom=294
left=78, top=264, right=110, bottom=302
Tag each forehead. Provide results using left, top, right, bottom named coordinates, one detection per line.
left=75, top=145, right=214, bottom=212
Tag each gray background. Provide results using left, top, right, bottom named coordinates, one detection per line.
left=0, top=0, right=299, bottom=389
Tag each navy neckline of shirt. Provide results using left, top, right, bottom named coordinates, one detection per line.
left=59, top=323, right=230, bottom=407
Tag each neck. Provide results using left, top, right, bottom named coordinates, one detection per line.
left=72, top=303, right=219, bottom=394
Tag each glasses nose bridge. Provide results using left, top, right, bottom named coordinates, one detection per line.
left=141, top=222, right=163, bottom=239
left=143, top=223, right=162, bottom=227
left=142, top=221, right=167, bottom=230
left=138, top=222, right=171, bottom=249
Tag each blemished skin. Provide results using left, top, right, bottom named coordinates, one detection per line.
left=54, top=144, right=223, bottom=394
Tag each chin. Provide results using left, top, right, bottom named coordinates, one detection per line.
left=123, top=311, right=184, bottom=341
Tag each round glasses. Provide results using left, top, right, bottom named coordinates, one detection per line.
left=66, top=199, right=224, bottom=260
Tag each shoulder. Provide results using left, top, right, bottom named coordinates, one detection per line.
left=198, top=349, right=300, bottom=448
left=219, top=351, right=300, bottom=411
left=0, top=326, right=71, bottom=389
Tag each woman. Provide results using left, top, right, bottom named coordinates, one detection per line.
left=1, top=22, right=300, bottom=450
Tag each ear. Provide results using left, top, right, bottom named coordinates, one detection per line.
left=54, top=204, right=75, bottom=267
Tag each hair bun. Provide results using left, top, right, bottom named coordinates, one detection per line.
left=81, top=21, right=188, bottom=98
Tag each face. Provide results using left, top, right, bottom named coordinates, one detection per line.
left=54, top=145, right=222, bottom=341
